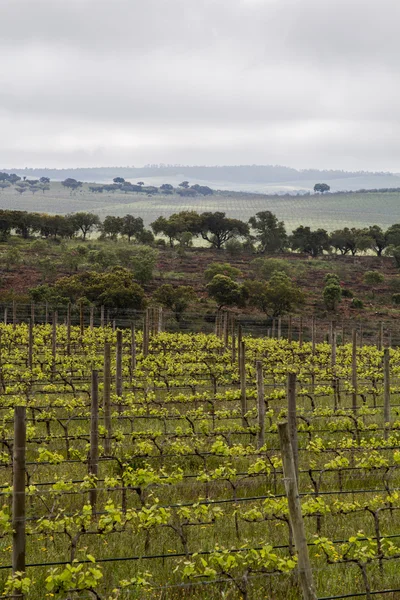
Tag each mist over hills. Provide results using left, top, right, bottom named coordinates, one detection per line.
left=4, top=165, right=400, bottom=194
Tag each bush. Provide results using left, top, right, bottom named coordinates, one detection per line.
left=392, top=293, right=400, bottom=305
left=225, top=239, right=243, bottom=256
left=251, top=258, right=292, bottom=280
left=364, top=271, right=384, bottom=285
left=341, top=288, right=354, bottom=298
left=351, top=298, right=364, bottom=309
left=204, top=263, right=242, bottom=282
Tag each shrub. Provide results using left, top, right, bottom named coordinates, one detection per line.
left=364, top=271, right=384, bottom=285
left=351, top=298, right=364, bottom=309
left=341, top=289, right=354, bottom=298
left=251, top=258, right=292, bottom=280
left=392, top=293, right=400, bottom=305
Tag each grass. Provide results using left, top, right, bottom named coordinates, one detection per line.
left=2, top=183, right=400, bottom=231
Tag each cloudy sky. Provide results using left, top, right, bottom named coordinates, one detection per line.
left=1, top=0, right=399, bottom=170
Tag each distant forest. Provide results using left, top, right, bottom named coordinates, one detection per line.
left=1, top=165, right=397, bottom=184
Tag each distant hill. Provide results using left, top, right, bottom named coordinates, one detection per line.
left=3, top=165, right=400, bottom=193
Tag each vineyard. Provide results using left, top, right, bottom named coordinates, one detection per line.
left=1, top=312, right=400, bottom=599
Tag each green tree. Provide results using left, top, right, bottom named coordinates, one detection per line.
left=206, top=275, right=247, bottom=309
left=115, top=245, right=158, bottom=284
left=290, top=226, right=330, bottom=257
left=314, top=183, right=330, bottom=193
left=366, top=225, right=387, bottom=256
left=121, top=215, right=144, bottom=242
left=246, top=271, right=304, bottom=316
left=251, top=257, right=292, bottom=280
left=154, top=284, right=196, bottom=322
left=70, top=213, right=100, bottom=240
left=204, top=262, right=242, bottom=282
left=323, top=274, right=342, bottom=311
left=151, top=212, right=201, bottom=247
left=102, top=216, right=123, bottom=239
left=248, top=211, right=287, bottom=253
left=199, top=212, right=249, bottom=250
left=62, top=178, right=82, bottom=190
left=364, top=271, right=384, bottom=285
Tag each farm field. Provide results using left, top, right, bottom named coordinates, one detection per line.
left=1, top=318, right=400, bottom=598
left=2, top=183, right=400, bottom=231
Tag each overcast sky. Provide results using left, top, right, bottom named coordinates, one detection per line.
left=1, top=0, right=400, bottom=171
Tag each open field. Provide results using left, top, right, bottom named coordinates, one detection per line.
left=2, top=183, right=400, bottom=231
left=1, top=322, right=400, bottom=598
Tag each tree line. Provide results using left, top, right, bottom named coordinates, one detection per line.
left=2, top=207, right=400, bottom=259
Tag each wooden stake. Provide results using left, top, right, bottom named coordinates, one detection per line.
left=67, top=302, right=71, bottom=355
left=100, top=305, right=105, bottom=328
left=143, top=310, right=149, bottom=357
left=45, top=300, right=49, bottom=326
left=131, top=323, right=136, bottom=376
left=158, top=307, right=163, bottom=333
left=287, top=372, right=299, bottom=481
left=30, top=302, right=35, bottom=326
left=12, top=300, right=16, bottom=329
left=299, top=316, right=303, bottom=348
left=278, top=423, right=318, bottom=600
left=4, top=306, right=7, bottom=326
left=311, top=316, right=316, bottom=354
left=13, top=406, right=26, bottom=577
left=277, top=317, right=282, bottom=340
left=379, top=321, right=384, bottom=351
left=288, top=315, right=292, bottom=343
left=240, top=340, right=247, bottom=426
left=28, top=319, right=33, bottom=370
left=384, top=348, right=391, bottom=439
left=103, top=343, right=112, bottom=454
left=52, top=311, right=57, bottom=377
left=352, top=329, right=357, bottom=413
left=80, top=302, right=84, bottom=336
left=89, top=370, right=99, bottom=511
left=116, top=329, right=123, bottom=407
left=231, top=316, right=236, bottom=364
left=90, top=305, right=94, bottom=330
left=256, top=361, right=265, bottom=448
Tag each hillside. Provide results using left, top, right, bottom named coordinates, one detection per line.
left=1, top=181, right=400, bottom=231
left=4, top=165, right=400, bottom=193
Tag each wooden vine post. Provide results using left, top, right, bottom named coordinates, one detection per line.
left=384, top=348, right=391, bottom=439
left=51, top=310, right=57, bottom=378
left=237, top=324, right=242, bottom=372
left=103, top=343, right=112, bottom=454
left=143, top=310, right=149, bottom=357
left=256, top=360, right=265, bottom=448
left=4, top=306, right=8, bottom=326
left=116, top=329, right=123, bottom=412
left=131, top=323, right=136, bottom=378
left=12, top=300, right=16, bottom=329
left=287, top=372, right=299, bottom=481
left=80, top=302, right=84, bottom=336
left=89, top=370, right=99, bottom=511
left=90, top=305, right=94, bottom=330
left=331, top=320, right=338, bottom=410
left=13, top=406, right=26, bottom=578
left=28, top=318, right=33, bottom=370
left=231, top=316, right=236, bottom=364
left=299, top=316, right=303, bottom=348
left=278, top=422, right=317, bottom=600
left=100, top=305, right=105, bottom=328
left=66, top=302, right=71, bottom=355
left=311, top=316, right=316, bottom=354
left=45, top=300, right=49, bottom=325
left=288, top=315, right=292, bottom=343
left=352, top=329, right=358, bottom=413
left=240, top=340, right=247, bottom=426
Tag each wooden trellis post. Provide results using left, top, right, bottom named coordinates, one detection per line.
left=256, top=361, right=265, bottom=448
left=89, top=370, right=99, bottom=511
left=13, top=406, right=26, bottom=578
left=278, top=423, right=317, bottom=600
left=103, top=343, right=112, bottom=454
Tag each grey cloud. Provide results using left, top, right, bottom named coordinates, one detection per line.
left=1, top=0, right=400, bottom=169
